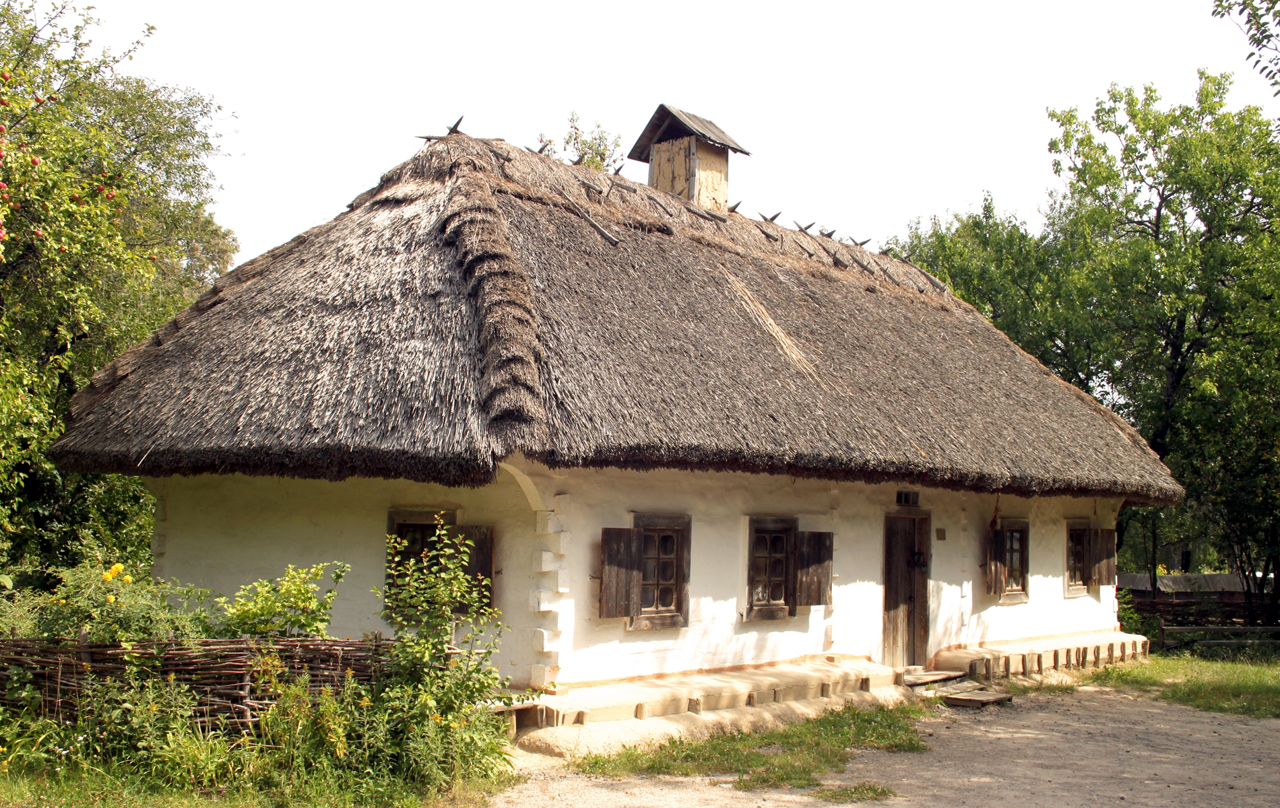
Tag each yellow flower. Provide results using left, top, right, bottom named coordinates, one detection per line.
left=58, top=599, right=65, bottom=604
left=121, top=575, right=133, bottom=584
left=110, top=563, right=124, bottom=575
left=358, top=696, right=372, bottom=707
left=106, top=595, right=115, bottom=604
left=102, top=572, right=113, bottom=582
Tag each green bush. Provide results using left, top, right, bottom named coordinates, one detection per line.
left=0, top=558, right=213, bottom=641
left=0, top=521, right=516, bottom=805
left=0, top=558, right=352, bottom=642
left=1116, top=587, right=1159, bottom=639
left=217, top=562, right=351, bottom=638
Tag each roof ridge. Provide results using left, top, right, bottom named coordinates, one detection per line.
left=438, top=147, right=549, bottom=456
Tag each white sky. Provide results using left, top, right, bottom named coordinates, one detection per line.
left=88, top=0, right=1277, bottom=267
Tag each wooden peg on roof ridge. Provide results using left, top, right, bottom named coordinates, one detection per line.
left=613, top=164, right=624, bottom=175
left=727, top=201, right=741, bottom=214
left=538, top=142, right=551, bottom=154
left=572, top=154, right=586, bottom=166
left=857, top=238, right=871, bottom=247
left=820, top=228, right=835, bottom=238
left=447, top=116, right=465, bottom=135
left=765, top=211, right=781, bottom=222
left=795, top=221, right=814, bottom=233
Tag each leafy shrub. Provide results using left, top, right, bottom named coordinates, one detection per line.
left=0, top=558, right=213, bottom=641
left=0, top=559, right=352, bottom=642
left=1116, top=587, right=1159, bottom=640
left=217, top=562, right=351, bottom=638
left=0, top=520, right=516, bottom=804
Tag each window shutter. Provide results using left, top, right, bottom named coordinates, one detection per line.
left=1080, top=529, right=1095, bottom=587
left=456, top=525, right=494, bottom=607
left=1097, top=528, right=1117, bottom=586
left=986, top=527, right=1007, bottom=596
left=793, top=531, right=834, bottom=607
left=600, top=527, right=641, bottom=619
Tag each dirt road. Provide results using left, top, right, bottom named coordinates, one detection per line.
left=494, top=687, right=1280, bottom=807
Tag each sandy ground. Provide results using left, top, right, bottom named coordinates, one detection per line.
left=493, top=687, right=1280, bottom=807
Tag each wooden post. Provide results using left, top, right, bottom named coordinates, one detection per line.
left=1157, top=619, right=1165, bottom=651
left=969, top=659, right=985, bottom=681
left=688, top=696, right=703, bottom=715
left=635, top=702, right=649, bottom=720
left=1052, top=649, right=1061, bottom=670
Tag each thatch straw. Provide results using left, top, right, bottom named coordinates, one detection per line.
left=51, top=135, right=1183, bottom=505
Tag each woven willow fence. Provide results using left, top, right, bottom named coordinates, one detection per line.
left=0, top=638, right=391, bottom=728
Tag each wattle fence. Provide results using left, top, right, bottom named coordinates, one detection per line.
left=0, top=637, right=391, bottom=728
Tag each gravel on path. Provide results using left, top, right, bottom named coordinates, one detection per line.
left=493, top=687, right=1280, bottom=808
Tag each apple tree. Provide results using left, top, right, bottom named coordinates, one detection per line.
left=1, top=1, right=236, bottom=577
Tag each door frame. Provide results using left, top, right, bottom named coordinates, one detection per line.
left=882, top=512, right=931, bottom=667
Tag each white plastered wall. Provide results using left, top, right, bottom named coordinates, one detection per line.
left=147, top=460, right=1123, bottom=688
left=145, top=469, right=546, bottom=687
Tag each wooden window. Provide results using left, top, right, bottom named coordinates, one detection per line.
left=599, top=514, right=691, bottom=630
left=1066, top=524, right=1090, bottom=595
left=388, top=511, right=494, bottom=611
left=745, top=517, right=833, bottom=622
left=985, top=520, right=1029, bottom=603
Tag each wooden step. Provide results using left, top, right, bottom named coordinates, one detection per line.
left=929, top=680, right=986, bottom=697
left=944, top=691, right=1012, bottom=708
left=903, top=670, right=967, bottom=688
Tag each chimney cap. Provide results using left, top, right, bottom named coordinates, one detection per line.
left=627, top=104, right=750, bottom=163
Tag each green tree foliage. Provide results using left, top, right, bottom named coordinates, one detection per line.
left=538, top=111, right=624, bottom=172
left=0, top=2, right=236, bottom=575
left=1213, top=1, right=1280, bottom=95
left=890, top=73, right=1280, bottom=620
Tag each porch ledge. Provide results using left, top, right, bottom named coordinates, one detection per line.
left=934, top=630, right=1149, bottom=679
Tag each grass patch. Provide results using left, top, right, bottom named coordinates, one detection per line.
left=1089, top=653, right=1280, bottom=718
left=810, top=782, right=896, bottom=802
left=575, top=703, right=926, bottom=791
left=0, top=770, right=521, bottom=808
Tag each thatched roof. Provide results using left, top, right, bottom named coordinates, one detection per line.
left=50, top=135, right=1183, bottom=505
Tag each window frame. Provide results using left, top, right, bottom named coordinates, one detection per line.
left=1065, top=521, right=1091, bottom=597
left=744, top=516, right=798, bottom=622
left=999, top=519, right=1030, bottom=604
left=629, top=513, right=692, bottom=631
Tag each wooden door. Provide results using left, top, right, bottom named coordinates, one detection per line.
left=883, top=515, right=930, bottom=667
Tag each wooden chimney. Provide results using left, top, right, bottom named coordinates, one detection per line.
left=628, top=105, right=748, bottom=214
